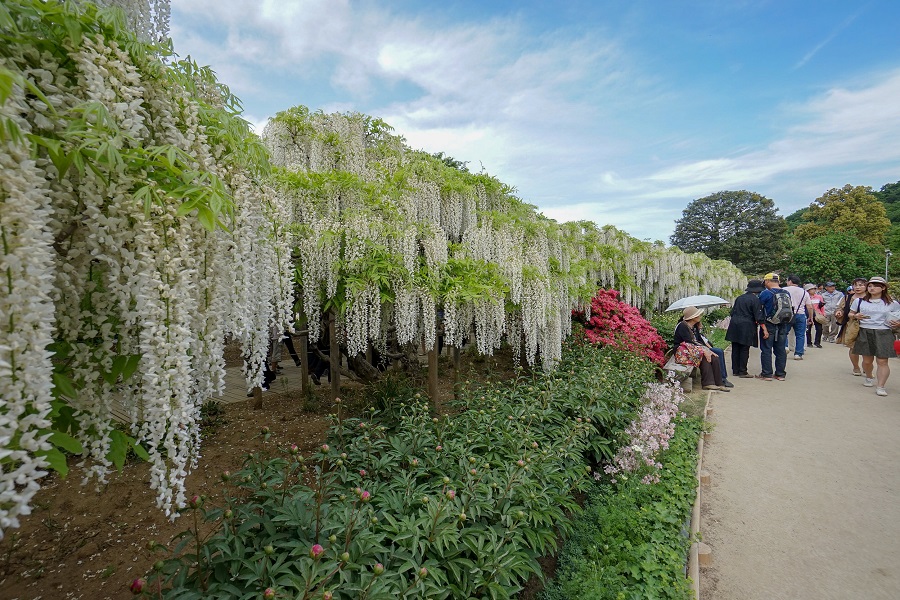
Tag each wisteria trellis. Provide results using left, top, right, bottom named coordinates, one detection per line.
left=0, top=0, right=744, bottom=539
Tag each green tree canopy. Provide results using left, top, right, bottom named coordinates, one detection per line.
left=784, top=207, right=809, bottom=232
left=794, top=184, right=890, bottom=245
left=670, top=190, right=786, bottom=275
left=788, top=232, right=883, bottom=285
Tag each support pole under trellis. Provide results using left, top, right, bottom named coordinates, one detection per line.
left=329, top=309, right=340, bottom=400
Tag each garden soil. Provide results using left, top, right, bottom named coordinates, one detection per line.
left=700, top=341, right=900, bottom=600
left=0, top=346, right=497, bottom=600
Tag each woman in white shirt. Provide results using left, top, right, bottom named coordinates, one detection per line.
left=848, top=276, right=900, bottom=396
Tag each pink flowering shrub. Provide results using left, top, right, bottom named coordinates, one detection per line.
left=573, top=289, right=667, bottom=366
left=602, top=382, right=685, bottom=484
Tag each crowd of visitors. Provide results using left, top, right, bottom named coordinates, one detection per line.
left=674, top=273, right=900, bottom=397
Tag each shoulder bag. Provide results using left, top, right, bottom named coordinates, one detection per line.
left=843, top=298, right=862, bottom=348
left=674, top=342, right=704, bottom=367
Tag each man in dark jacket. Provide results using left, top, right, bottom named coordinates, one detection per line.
left=726, top=279, right=769, bottom=378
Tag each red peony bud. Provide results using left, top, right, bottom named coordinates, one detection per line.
left=130, top=578, right=145, bottom=594
left=309, top=544, right=324, bottom=560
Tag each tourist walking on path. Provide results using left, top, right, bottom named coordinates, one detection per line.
left=757, top=273, right=791, bottom=380
left=847, top=276, right=900, bottom=396
left=836, top=278, right=868, bottom=375
left=784, top=275, right=813, bottom=358
left=725, top=279, right=768, bottom=379
left=820, top=281, right=844, bottom=342
left=804, top=283, right=824, bottom=348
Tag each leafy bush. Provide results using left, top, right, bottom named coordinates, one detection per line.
left=540, top=418, right=702, bottom=600
left=140, top=343, right=657, bottom=599
left=574, top=290, right=668, bottom=366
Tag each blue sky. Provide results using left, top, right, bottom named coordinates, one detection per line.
left=170, top=0, right=900, bottom=243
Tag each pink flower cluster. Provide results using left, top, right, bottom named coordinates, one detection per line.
left=602, top=382, right=685, bottom=484
left=573, top=289, right=667, bottom=366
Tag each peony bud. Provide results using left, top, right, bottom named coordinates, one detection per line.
left=446, top=490, right=456, bottom=500
left=264, top=545, right=274, bottom=556
left=435, top=445, right=443, bottom=452
left=188, top=495, right=202, bottom=509
left=263, top=588, right=276, bottom=600
left=323, top=592, right=333, bottom=600
left=321, top=444, right=330, bottom=453
left=221, top=470, right=231, bottom=482
left=340, top=552, right=350, bottom=562
left=419, top=566, right=428, bottom=578
left=373, top=562, right=384, bottom=576
left=458, top=512, right=466, bottom=522
left=328, top=534, right=337, bottom=543
left=359, top=469, right=367, bottom=477
left=290, top=444, right=299, bottom=455
left=130, top=578, right=145, bottom=594
left=309, top=544, right=324, bottom=560
left=360, top=490, right=371, bottom=503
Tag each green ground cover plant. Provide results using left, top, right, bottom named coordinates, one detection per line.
left=539, top=417, right=702, bottom=600
left=136, top=342, right=657, bottom=599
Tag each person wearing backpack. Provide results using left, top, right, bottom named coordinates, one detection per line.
left=784, top=275, right=814, bottom=359
left=757, top=272, right=792, bottom=380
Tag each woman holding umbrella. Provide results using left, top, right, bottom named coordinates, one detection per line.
left=725, top=280, right=769, bottom=378
left=674, top=306, right=730, bottom=391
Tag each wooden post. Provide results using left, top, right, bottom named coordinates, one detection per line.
left=251, top=386, right=263, bottom=410
left=452, top=346, right=461, bottom=380
left=428, top=346, right=439, bottom=408
left=299, top=318, right=309, bottom=397
left=329, top=309, right=340, bottom=400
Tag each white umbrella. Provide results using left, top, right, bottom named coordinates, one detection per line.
left=665, top=294, right=731, bottom=312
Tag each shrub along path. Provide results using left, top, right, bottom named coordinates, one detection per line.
left=700, top=341, right=900, bottom=599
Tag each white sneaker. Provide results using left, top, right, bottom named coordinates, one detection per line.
left=863, top=377, right=875, bottom=387
left=876, top=387, right=888, bottom=396
left=794, top=355, right=803, bottom=360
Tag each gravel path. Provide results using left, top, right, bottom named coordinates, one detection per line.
left=700, top=341, right=900, bottom=600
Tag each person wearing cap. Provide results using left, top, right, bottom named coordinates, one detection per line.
left=847, top=277, right=900, bottom=396
left=784, top=275, right=814, bottom=359
left=804, top=283, right=824, bottom=349
left=674, top=306, right=730, bottom=391
left=820, top=281, right=844, bottom=342
left=725, top=280, right=769, bottom=378
left=757, top=273, right=790, bottom=380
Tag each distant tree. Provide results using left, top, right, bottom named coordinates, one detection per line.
left=788, top=232, right=883, bottom=285
left=670, top=190, right=786, bottom=275
left=431, top=151, right=469, bottom=172
left=784, top=207, right=809, bottom=233
left=794, top=184, right=890, bottom=245
left=874, top=181, right=900, bottom=206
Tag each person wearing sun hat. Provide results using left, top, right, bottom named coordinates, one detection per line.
left=673, top=306, right=730, bottom=391
left=804, top=282, right=824, bottom=348
left=847, top=276, right=900, bottom=396
left=726, top=279, right=769, bottom=378
left=757, top=272, right=790, bottom=380
left=820, top=281, right=844, bottom=342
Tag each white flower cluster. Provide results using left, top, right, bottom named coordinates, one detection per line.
left=88, top=0, right=170, bottom=43
left=1, top=0, right=290, bottom=535
left=264, top=107, right=746, bottom=374
left=0, top=95, right=55, bottom=538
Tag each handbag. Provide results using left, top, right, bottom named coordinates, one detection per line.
left=843, top=318, right=860, bottom=348
left=674, top=342, right=704, bottom=367
left=814, top=311, right=826, bottom=325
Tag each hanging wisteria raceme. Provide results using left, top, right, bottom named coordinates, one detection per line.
left=0, top=0, right=290, bottom=533
left=0, top=90, right=55, bottom=538
left=263, top=105, right=746, bottom=371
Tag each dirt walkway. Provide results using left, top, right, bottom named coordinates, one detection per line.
left=700, top=341, right=900, bottom=600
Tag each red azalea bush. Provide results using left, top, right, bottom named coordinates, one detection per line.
left=573, top=289, right=667, bottom=366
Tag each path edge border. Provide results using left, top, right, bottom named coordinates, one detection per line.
left=688, top=390, right=712, bottom=599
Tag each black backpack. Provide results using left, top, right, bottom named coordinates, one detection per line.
left=768, top=288, right=795, bottom=324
